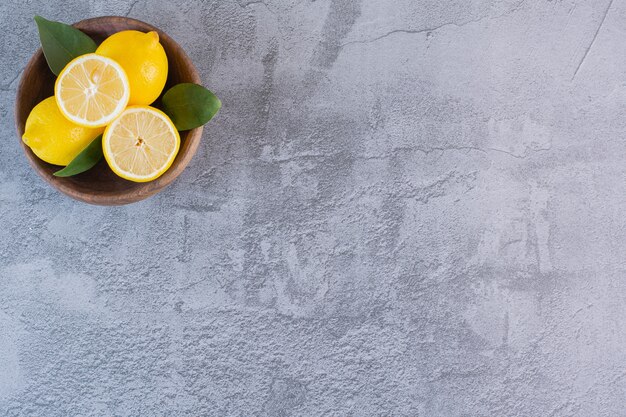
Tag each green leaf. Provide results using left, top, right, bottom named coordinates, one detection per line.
left=54, top=135, right=103, bottom=177
left=34, top=15, right=97, bottom=75
left=161, top=83, right=221, bottom=131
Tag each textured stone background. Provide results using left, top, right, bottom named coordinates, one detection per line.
left=1, top=0, right=626, bottom=415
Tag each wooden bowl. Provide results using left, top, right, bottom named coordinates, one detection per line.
left=14, top=16, right=203, bottom=205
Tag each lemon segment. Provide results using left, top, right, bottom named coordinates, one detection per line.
left=102, top=106, right=180, bottom=182
left=54, top=53, right=130, bottom=128
left=22, top=97, right=104, bottom=166
left=96, top=30, right=168, bottom=105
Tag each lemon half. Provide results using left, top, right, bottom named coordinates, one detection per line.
left=103, top=106, right=180, bottom=182
left=55, top=53, right=130, bottom=128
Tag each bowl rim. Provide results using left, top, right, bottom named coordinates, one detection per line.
left=15, top=15, right=204, bottom=206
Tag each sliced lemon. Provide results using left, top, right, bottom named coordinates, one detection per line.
left=55, top=53, right=130, bottom=128
left=103, top=106, right=180, bottom=182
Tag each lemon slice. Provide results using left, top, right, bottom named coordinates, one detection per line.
left=103, top=106, right=180, bottom=182
left=55, top=53, right=130, bottom=128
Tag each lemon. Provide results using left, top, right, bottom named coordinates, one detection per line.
left=102, top=106, right=180, bottom=182
left=96, top=30, right=168, bottom=106
left=22, top=97, right=104, bottom=166
left=55, top=53, right=130, bottom=128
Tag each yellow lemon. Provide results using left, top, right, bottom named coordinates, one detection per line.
left=22, top=97, right=104, bottom=166
left=96, top=30, right=168, bottom=106
left=55, top=53, right=130, bottom=128
left=102, top=106, right=180, bottom=182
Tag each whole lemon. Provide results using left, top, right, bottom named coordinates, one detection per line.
left=22, top=97, right=104, bottom=166
left=96, top=30, right=168, bottom=106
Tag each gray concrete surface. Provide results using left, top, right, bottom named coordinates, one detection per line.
left=1, top=0, right=626, bottom=415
